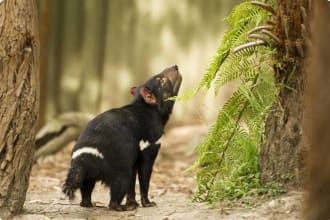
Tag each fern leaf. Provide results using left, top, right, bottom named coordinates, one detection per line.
left=193, top=0, right=278, bottom=203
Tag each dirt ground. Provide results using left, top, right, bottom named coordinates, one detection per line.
left=14, top=125, right=303, bottom=220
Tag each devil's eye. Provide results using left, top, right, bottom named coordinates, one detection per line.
left=159, top=78, right=166, bottom=86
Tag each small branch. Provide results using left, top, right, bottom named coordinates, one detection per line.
left=251, top=1, right=275, bottom=15
left=261, top=29, right=281, bottom=45
left=233, top=40, right=266, bottom=54
left=248, top=33, right=269, bottom=42
left=266, top=20, right=276, bottom=26
left=34, top=127, right=80, bottom=160
left=247, top=25, right=273, bottom=35
left=36, top=112, right=94, bottom=143
left=34, top=112, right=94, bottom=160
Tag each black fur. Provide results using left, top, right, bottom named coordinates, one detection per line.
left=63, top=65, right=182, bottom=211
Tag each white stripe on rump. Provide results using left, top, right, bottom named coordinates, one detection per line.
left=72, top=147, right=104, bottom=160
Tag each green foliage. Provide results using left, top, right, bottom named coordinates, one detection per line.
left=192, top=0, right=280, bottom=203
left=198, top=1, right=267, bottom=92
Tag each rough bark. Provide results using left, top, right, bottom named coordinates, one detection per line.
left=260, top=0, right=311, bottom=187
left=0, top=0, right=40, bottom=217
left=304, top=1, right=330, bottom=219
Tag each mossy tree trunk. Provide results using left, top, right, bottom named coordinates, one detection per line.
left=260, top=0, right=311, bottom=187
left=0, top=0, right=40, bottom=218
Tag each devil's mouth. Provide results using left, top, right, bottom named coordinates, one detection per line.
left=171, top=73, right=182, bottom=95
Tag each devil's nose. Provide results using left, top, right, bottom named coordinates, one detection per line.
left=165, top=65, right=180, bottom=81
left=170, top=64, right=178, bottom=71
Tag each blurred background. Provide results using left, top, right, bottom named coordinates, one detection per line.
left=37, top=0, right=242, bottom=127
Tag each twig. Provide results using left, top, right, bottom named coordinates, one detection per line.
left=261, top=29, right=281, bottom=44
left=34, top=112, right=94, bottom=160
left=247, top=25, right=273, bottom=35
left=248, top=33, right=268, bottom=42
left=34, top=127, right=80, bottom=160
left=233, top=40, right=266, bottom=54
left=251, top=1, right=275, bottom=15
left=266, top=20, right=276, bottom=26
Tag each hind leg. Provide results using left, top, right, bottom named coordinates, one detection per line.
left=109, top=185, right=127, bottom=211
left=109, top=173, right=135, bottom=211
left=80, top=179, right=96, bottom=207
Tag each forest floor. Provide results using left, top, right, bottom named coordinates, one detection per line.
left=14, top=124, right=303, bottom=220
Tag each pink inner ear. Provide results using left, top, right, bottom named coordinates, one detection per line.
left=130, top=87, right=136, bottom=96
left=140, top=87, right=157, bottom=104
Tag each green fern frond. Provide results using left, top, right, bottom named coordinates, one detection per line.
left=193, top=0, right=279, bottom=203
left=197, top=1, right=271, bottom=94
left=214, top=50, right=256, bottom=93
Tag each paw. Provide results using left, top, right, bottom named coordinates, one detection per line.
left=125, top=204, right=138, bottom=211
left=109, top=204, right=128, bottom=211
left=142, top=200, right=157, bottom=207
left=126, top=199, right=139, bottom=208
left=80, top=201, right=93, bottom=207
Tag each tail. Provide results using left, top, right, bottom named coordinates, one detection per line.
left=62, top=166, right=84, bottom=200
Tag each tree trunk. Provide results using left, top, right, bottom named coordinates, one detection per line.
left=48, top=0, right=64, bottom=115
left=260, top=0, right=311, bottom=187
left=304, top=2, right=330, bottom=219
left=0, top=0, right=40, bottom=217
left=38, top=0, right=50, bottom=128
left=57, top=0, right=84, bottom=113
left=78, top=0, right=108, bottom=113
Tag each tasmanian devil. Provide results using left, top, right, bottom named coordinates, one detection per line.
left=62, top=65, right=182, bottom=211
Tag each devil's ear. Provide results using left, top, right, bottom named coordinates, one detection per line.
left=140, top=87, right=157, bottom=104
left=130, top=87, right=137, bottom=96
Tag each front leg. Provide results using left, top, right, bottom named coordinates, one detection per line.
left=125, top=167, right=139, bottom=208
left=138, top=143, right=160, bottom=207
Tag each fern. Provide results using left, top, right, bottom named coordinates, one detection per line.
left=197, top=1, right=269, bottom=92
left=193, top=0, right=279, bottom=203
